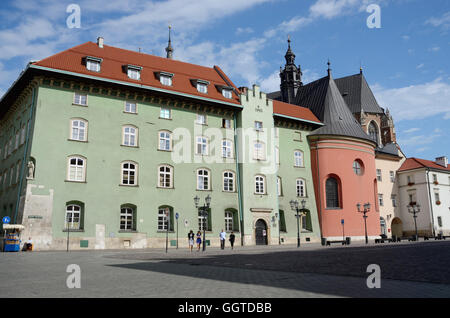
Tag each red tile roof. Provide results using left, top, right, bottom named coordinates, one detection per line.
left=32, top=41, right=241, bottom=106
left=272, top=100, right=322, bottom=124
left=398, top=158, right=450, bottom=172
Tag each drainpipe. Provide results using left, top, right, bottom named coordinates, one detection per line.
left=14, top=84, right=37, bottom=224
left=233, top=111, right=244, bottom=246
left=425, top=168, right=436, bottom=237
left=315, top=136, right=323, bottom=242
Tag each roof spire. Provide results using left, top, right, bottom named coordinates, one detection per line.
left=165, top=25, right=174, bottom=59
left=360, top=60, right=363, bottom=74
left=284, top=35, right=295, bottom=65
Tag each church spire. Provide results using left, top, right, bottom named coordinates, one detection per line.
left=279, top=36, right=302, bottom=104
left=165, top=25, right=174, bottom=59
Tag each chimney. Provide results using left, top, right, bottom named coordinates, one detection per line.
left=97, top=37, right=104, bottom=48
left=435, top=156, right=448, bottom=167
left=238, top=87, right=248, bottom=95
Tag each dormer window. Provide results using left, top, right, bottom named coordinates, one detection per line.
left=155, top=71, right=174, bottom=86
left=191, top=79, right=209, bottom=94
left=222, top=89, right=233, bottom=99
left=126, top=65, right=142, bottom=80
left=85, top=56, right=102, bottom=72
left=215, top=85, right=234, bottom=99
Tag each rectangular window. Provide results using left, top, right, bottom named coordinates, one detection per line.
left=390, top=171, right=395, bottom=183
left=125, top=101, right=137, bottom=113
left=376, top=169, right=382, bottom=182
left=128, top=68, right=141, bottom=80
left=255, top=121, right=263, bottom=131
left=438, top=216, right=443, bottom=228
left=196, top=137, right=208, bottom=155
left=433, top=174, right=438, bottom=183
left=74, top=93, right=87, bottom=106
left=160, top=75, right=172, bottom=86
left=197, top=83, right=208, bottom=94
left=196, top=114, right=206, bottom=125
left=86, top=60, right=100, bottom=72
left=378, top=194, right=384, bottom=206
left=160, top=108, right=171, bottom=119
left=20, top=125, right=26, bottom=145
left=222, top=119, right=231, bottom=129
left=254, top=142, right=265, bottom=160
left=222, top=89, right=232, bottom=99
left=391, top=194, right=397, bottom=207
left=434, top=192, right=440, bottom=203
left=158, top=208, right=170, bottom=231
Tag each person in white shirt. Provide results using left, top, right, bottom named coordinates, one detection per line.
left=220, top=230, right=226, bottom=250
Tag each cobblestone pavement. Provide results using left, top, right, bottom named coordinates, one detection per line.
left=1, top=240, right=450, bottom=298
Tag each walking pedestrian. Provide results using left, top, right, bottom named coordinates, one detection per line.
left=220, top=229, right=226, bottom=250
left=229, top=232, right=235, bottom=250
left=188, top=230, right=195, bottom=252
left=196, top=231, right=202, bottom=251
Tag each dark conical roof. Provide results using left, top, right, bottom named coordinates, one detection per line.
left=295, top=74, right=375, bottom=143
left=335, top=72, right=383, bottom=114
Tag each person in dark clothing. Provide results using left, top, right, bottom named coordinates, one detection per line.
left=229, top=232, right=235, bottom=250
left=188, top=230, right=195, bottom=252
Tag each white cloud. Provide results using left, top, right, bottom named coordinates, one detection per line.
left=429, top=47, right=440, bottom=52
left=236, top=27, right=254, bottom=35
left=425, top=11, right=450, bottom=30
left=373, top=78, right=450, bottom=121
left=403, top=128, right=420, bottom=134
left=416, top=63, right=424, bottom=69
left=402, top=35, right=410, bottom=41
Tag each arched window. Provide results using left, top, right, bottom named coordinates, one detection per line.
left=326, top=177, right=340, bottom=209
left=353, top=160, right=364, bottom=175
left=197, top=169, right=210, bottom=190
left=123, top=125, right=138, bottom=147
left=255, top=175, right=266, bottom=194
left=120, top=205, right=136, bottom=231
left=294, top=150, right=304, bottom=167
left=224, top=211, right=233, bottom=231
left=121, top=161, right=137, bottom=185
left=70, top=119, right=88, bottom=141
left=296, top=178, right=306, bottom=197
left=223, top=171, right=235, bottom=192
left=158, top=165, right=173, bottom=188
left=159, top=131, right=172, bottom=151
left=67, top=156, right=86, bottom=182
left=368, top=121, right=379, bottom=145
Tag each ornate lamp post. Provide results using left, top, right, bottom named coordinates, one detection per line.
left=290, top=199, right=307, bottom=248
left=357, top=202, right=371, bottom=244
left=407, top=203, right=421, bottom=241
left=194, top=195, right=211, bottom=252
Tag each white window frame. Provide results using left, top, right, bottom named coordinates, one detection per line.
left=196, top=136, right=208, bottom=156
left=65, top=205, right=81, bottom=230
left=222, top=89, right=233, bottom=99
left=197, top=169, right=210, bottom=190
left=158, top=207, right=170, bottom=231
left=86, top=59, right=101, bottom=72
left=160, top=108, right=171, bottom=119
left=255, top=121, right=263, bottom=131
left=122, top=126, right=138, bottom=147
left=158, top=165, right=173, bottom=188
left=391, top=194, right=397, bottom=207
left=376, top=169, right=382, bottom=182
left=294, top=150, right=304, bottom=167
left=222, top=118, right=231, bottom=129
left=159, top=131, right=172, bottom=151
left=121, top=162, right=138, bottom=186
left=296, top=178, right=306, bottom=197
left=196, top=114, right=207, bottom=125
left=120, top=207, right=134, bottom=231
left=70, top=119, right=88, bottom=142
left=390, top=171, right=395, bottom=183
left=223, top=171, right=235, bottom=192
left=73, top=92, right=87, bottom=106
left=197, top=82, right=208, bottom=94
left=125, top=101, right=137, bottom=114
left=225, top=211, right=233, bottom=231
left=127, top=68, right=141, bottom=80
left=277, top=176, right=282, bottom=196
left=160, top=75, right=172, bottom=86
left=378, top=194, right=384, bottom=206
left=222, top=140, right=233, bottom=158
left=67, top=156, right=86, bottom=182
left=255, top=175, right=265, bottom=194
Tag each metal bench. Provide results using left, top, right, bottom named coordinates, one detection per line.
left=326, top=240, right=347, bottom=246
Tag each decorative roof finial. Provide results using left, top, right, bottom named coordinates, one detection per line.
left=327, top=59, right=332, bottom=77
left=360, top=60, right=363, bottom=75
left=165, top=25, right=174, bottom=59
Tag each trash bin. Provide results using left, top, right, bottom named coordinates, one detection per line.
left=4, top=233, right=20, bottom=252
left=321, top=238, right=327, bottom=246
left=345, top=237, right=351, bottom=245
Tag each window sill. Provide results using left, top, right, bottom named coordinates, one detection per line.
left=72, top=103, right=88, bottom=107
left=123, top=111, right=138, bottom=115
left=159, top=117, right=172, bottom=120
left=68, top=139, right=88, bottom=143
left=63, top=229, right=84, bottom=232
left=157, top=186, right=174, bottom=190
left=325, top=208, right=342, bottom=211
left=119, top=184, right=139, bottom=187
left=254, top=193, right=267, bottom=196
left=222, top=190, right=237, bottom=193
left=120, top=144, right=139, bottom=148
left=157, top=231, right=176, bottom=233
left=157, top=149, right=173, bottom=152
left=294, top=166, right=305, bottom=168
left=196, top=189, right=212, bottom=192
left=65, top=180, right=86, bottom=183
left=118, top=230, right=138, bottom=233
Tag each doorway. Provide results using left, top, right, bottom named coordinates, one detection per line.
left=255, top=219, right=268, bottom=245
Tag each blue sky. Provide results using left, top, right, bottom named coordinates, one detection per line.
left=0, top=0, right=449, bottom=160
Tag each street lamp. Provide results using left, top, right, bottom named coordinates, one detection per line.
left=357, top=202, right=371, bottom=244
left=407, top=203, right=421, bottom=241
left=194, top=194, right=211, bottom=252
left=290, top=199, right=307, bottom=248
left=275, top=212, right=281, bottom=245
